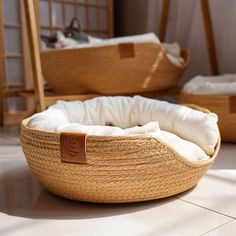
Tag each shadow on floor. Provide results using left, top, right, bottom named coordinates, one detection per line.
left=0, top=165, right=191, bottom=220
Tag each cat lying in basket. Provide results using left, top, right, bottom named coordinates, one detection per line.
left=41, top=17, right=101, bottom=49
left=40, top=17, right=184, bottom=66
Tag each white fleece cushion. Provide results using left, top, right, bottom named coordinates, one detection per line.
left=56, top=119, right=208, bottom=161
left=27, top=96, right=219, bottom=157
left=160, top=131, right=209, bottom=161
left=79, top=34, right=184, bottom=66
left=161, top=42, right=184, bottom=66
left=183, top=74, right=236, bottom=95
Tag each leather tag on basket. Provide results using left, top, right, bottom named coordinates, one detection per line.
left=229, top=96, right=236, bottom=113
left=60, top=132, right=87, bottom=164
left=118, top=43, right=135, bottom=59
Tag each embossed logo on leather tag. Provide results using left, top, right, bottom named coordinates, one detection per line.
left=60, top=132, right=87, bottom=164
left=118, top=43, right=135, bottom=59
left=229, top=96, right=236, bottom=113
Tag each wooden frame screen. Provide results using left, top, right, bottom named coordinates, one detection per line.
left=0, top=0, right=113, bottom=125
left=38, top=0, right=113, bottom=38
left=0, top=0, right=33, bottom=125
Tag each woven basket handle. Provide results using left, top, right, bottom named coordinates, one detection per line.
left=60, top=132, right=87, bottom=164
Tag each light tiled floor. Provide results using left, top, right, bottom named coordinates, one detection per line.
left=0, top=125, right=235, bottom=236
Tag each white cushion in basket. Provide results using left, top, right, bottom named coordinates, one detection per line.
left=183, top=74, right=236, bottom=95
left=27, top=96, right=219, bottom=161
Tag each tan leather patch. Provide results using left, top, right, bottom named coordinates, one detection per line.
left=118, top=43, right=135, bottom=59
left=60, top=132, right=87, bottom=164
left=229, top=96, right=236, bottom=113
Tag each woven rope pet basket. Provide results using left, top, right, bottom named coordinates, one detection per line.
left=40, top=43, right=190, bottom=95
left=180, top=91, right=236, bottom=142
left=20, top=105, right=220, bottom=203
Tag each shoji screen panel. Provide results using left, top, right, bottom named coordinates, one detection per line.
left=38, top=0, right=113, bottom=39
left=1, top=0, right=28, bottom=112
left=3, top=0, right=23, bottom=89
left=0, top=0, right=35, bottom=114
left=0, top=0, right=113, bottom=119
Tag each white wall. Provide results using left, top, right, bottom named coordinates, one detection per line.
left=116, top=0, right=236, bottom=85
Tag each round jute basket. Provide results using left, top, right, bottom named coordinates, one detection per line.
left=20, top=106, right=220, bottom=203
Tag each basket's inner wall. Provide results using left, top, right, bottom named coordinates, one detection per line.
left=0, top=0, right=112, bottom=113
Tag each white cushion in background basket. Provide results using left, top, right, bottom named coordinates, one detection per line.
left=27, top=96, right=219, bottom=161
left=183, top=74, right=236, bottom=95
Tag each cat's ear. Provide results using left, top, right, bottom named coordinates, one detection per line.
left=69, top=17, right=81, bottom=30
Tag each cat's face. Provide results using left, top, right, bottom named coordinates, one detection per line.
left=41, top=33, right=58, bottom=48
left=55, top=31, right=78, bottom=48
left=63, top=17, right=89, bottom=43
left=41, top=17, right=89, bottom=49
left=41, top=31, right=78, bottom=49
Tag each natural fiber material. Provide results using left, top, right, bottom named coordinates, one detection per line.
left=21, top=120, right=220, bottom=203
left=40, top=43, right=190, bottom=95
left=180, top=91, right=236, bottom=142
left=21, top=122, right=220, bottom=203
left=20, top=105, right=220, bottom=203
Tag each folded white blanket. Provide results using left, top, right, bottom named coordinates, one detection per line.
left=28, top=96, right=219, bottom=161
left=87, top=33, right=160, bottom=46
left=183, top=74, right=236, bottom=95
left=161, top=42, right=184, bottom=66
left=84, top=34, right=184, bottom=66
